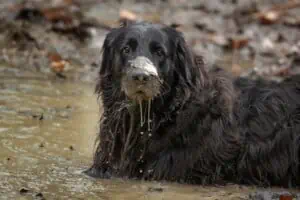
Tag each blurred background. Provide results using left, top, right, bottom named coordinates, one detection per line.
left=0, top=0, right=300, bottom=200
left=1, top=0, right=300, bottom=82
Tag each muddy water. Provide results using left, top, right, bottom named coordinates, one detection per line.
left=0, top=63, right=297, bottom=200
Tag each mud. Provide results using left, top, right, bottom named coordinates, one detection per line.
left=1, top=62, right=299, bottom=200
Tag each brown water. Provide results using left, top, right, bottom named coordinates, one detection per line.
left=0, top=64, right=298, bottom=200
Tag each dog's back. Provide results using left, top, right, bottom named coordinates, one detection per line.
left=233, top=75, right=300, bottom=186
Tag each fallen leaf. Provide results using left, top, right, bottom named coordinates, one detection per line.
left=47, top=52, right=68, bottom=73
left=258, top=10, right=280, bottom=24
left=42, top=7, right=74, bottom=25
left=279, top=194, right=293, bottom=200
left=51, top=60, right=68, bottom=73
left=48, top=52, right=63, bottom=62
left=230, top=37, right=249, bottom=49
left=208, top=34, right=229, bottom=47
left=119, top=9, right=137, bottom=21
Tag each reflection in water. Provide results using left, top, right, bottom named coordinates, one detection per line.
left=0, top=64, right=297, bottom=200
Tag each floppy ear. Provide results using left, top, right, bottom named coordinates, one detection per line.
left=174, top=35, right=194, bottom=87
left=99, top=29, right=122, bottom=76
left=171, top=31, right=207, bottom=89
left=96, top=27, right=125, bottom=97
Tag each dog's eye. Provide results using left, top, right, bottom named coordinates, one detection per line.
left=122, top=46, right=131, bottom=55
left=154, top=48, right=164, bottom=57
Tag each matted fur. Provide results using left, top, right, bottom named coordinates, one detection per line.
left=85, top=22, right=300, bottom=187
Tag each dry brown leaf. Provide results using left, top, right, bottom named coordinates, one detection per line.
left=47, top=52, right=68, bottom=73
left=249, top=1, right=300, bottom=24
left=48, top=52, right=63, bottom=62
left=208, top=34, right=228, bottom=47
left=42, top=7, right=73, bottom=24
left=231, top=37, right=249, bottom=49
left=119, top=9, right=137, bottom=21
left=51, top=60, right=68, bottom=73
left=279, top=194, right=293, bottom=200
left=259, top=10, right=280, bottom=24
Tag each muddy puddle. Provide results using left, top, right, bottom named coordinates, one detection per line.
left=0, top=63, right=299, bottom=200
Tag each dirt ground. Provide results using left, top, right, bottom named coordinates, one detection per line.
left=1, top=0, right=300, bottom=82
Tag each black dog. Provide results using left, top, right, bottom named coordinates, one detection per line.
left=85, top=21, right=300, bottom=187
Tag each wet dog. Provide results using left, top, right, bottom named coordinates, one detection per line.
left=85, top=22, right=300, bottom=187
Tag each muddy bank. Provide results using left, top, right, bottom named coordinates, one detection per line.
left=0, top=0, right=300, bottom=83
left=1, top=63, right=300, bottom=200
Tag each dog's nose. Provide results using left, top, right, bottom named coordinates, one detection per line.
left=131, top=71, right=151, bottom=82
left=128, top=56, right=158, bottom=82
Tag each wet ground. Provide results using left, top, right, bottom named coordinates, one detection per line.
left=0, top=63, right=253, bottom=200
left=1, top=64, right=300, bottom=200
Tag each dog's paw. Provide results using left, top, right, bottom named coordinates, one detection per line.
left=83, top=167, right=112, bottom=179
left=143, top=155, right=170, bottom=181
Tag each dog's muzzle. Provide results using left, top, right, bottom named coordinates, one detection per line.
left=127, top=56, right=158, bottom=82
left=122, top=56, right=161, bottom=100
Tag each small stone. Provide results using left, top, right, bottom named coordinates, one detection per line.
left=19, top=188, right=30, bottom=194
left=148, top=133, right=152, bottom=137
left=66, top=105, right=72, bottom=109
left=39, top=114, right=44, bottom=121
left=139, top=169, right=143, bottom=173
left=140, top=132, right=144, bottom=135
left=59, top=111, right=69, bottom=118
left=35, top=192, right=46, bottom=200
left=35, top=192, right=44, bottom=197
left=148, top=187, right=163, bottom=192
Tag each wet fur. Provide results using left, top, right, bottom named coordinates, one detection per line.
left=85, top=22, right=300, bottom=187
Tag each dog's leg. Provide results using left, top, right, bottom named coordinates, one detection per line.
left=83, top=165, right=113, bottom=179
left=143, top=148, right=195, bottom=183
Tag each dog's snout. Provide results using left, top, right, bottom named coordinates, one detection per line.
left=131, top=71, right=151, bottom=82
left=123, top=56, right=160, bottom=100
left=128, top=56, right=158, bottom=82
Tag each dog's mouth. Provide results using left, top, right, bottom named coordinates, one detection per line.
left=135, top=90, right=146, bottom=98
left=123, top=86, right=159, bottom=101
left=121, top=56, right=162, bottom=101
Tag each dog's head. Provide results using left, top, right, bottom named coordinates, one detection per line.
left=99, top=22, right=204, bottom=102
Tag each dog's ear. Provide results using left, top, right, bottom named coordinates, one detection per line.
left=174, top=35, right=194, bottom=86
left=99, top=29, right=122, bottom=76
left=164, top=27, right=207, bottom=89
